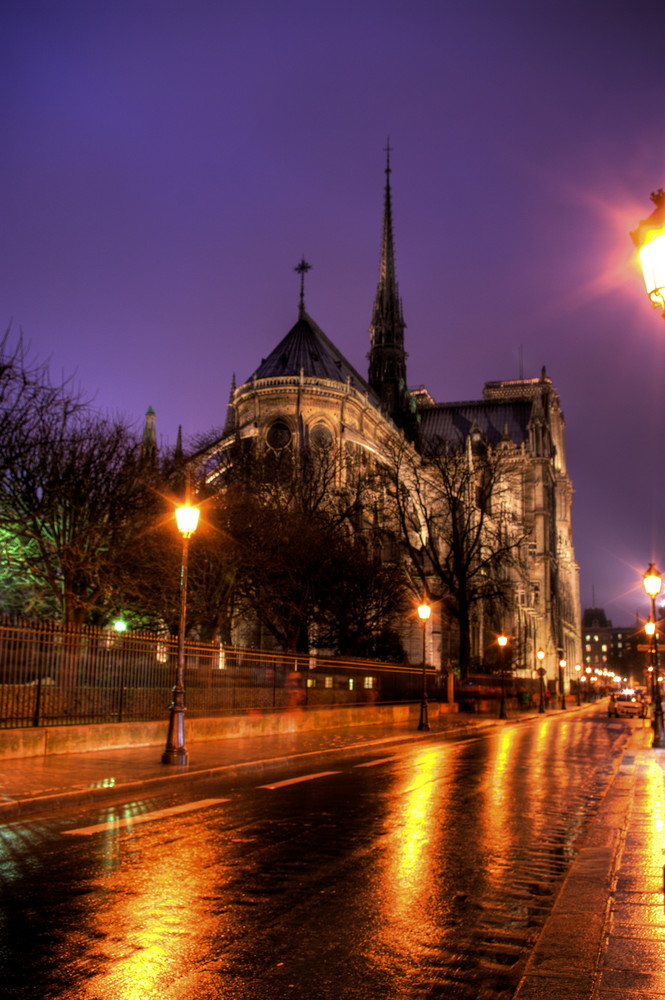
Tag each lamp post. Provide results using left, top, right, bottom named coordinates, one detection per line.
left=162, top=490, right=200, bottom=765
left=575, top=664, right=581, bottom=706
left=645, top=619, right=656, bottom=709
left=643, top=563, right=665, bottom=747
left=536, top=648, right=546, bottom=713
left=498, top=634, right=508, bottom=720
left=631, top=190, right=665, bottom=317
left=417, top=601, right=431, bottom=731
left=559, top=658, right=567, bottom=710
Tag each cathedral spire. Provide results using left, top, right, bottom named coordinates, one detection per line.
left=140, top=405, right=157, bottom=467
left=368, top=141, right=409, bottom=429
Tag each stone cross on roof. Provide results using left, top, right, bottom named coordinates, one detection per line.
left=295, top=257, right=311, bottom=318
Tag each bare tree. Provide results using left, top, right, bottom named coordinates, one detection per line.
left=0, top=399, right=155, bottom=625
left=386, top=434, right=528, bottom=678
left=206, top=437, right=408, bottom=656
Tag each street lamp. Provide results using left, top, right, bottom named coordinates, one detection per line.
left=498, top=634, right=508, bottom=720
left=631, top=190, right=665, bottom=317
left=559, top=658, right=567, bottom=710
left=645, top=620, right=656, bottom=706
left=536, top=648, right=546, bottom=713
left=643, top=562, right=665, bottom=747
left=417, top=601, right=431, bottom=731
left=575, top=664, right=581, bottom=706
left=162, top=488, right=200, bottom=765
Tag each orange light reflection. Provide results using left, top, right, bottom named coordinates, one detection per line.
left=78, top=813, right=221, bottom=999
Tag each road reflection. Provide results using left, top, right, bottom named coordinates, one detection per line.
left=75, top=811, right=225, bottom=999
left=388, top=745, right=449, bottom=892
left=373, top=744, right=455, bottom=979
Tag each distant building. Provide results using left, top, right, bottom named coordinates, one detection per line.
left=581, top=607, right=642, bottom=686
left=582, top=607, right=613, bottom=671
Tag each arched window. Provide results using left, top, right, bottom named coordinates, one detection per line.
left=266, top=419, right=292, bottom=451
left=310, top=422, right=333, bottom=450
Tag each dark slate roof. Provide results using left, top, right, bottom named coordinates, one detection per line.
left=581, top=608, right=612, bottom=629
left=249, top=312, right=376, bottom=399
left=419, top=400, right=533, bottom=449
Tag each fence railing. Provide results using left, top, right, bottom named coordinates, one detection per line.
left=0, top=618, right=440, bottom=729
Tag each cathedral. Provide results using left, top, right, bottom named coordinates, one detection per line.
left=197, top=152, right=582, bottom=689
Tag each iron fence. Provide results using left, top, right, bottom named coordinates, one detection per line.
left=0, top=618, right=440, bottom=728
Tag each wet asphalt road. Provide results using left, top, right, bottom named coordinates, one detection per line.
left=0, top=707, right=633, bottom=1000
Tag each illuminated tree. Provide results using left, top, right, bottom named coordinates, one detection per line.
left=0, top=408, right=155, bottom=625
left=386, top=434, right=528, bottom=678
left=0, top=333, right=157, bottom=624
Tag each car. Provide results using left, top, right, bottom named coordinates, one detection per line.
left=608, top=691, right=647, bottom=719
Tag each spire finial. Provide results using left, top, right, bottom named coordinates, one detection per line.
left=385, top=136, right=392, bottom=175
left=295, top=257, right=311, bottom=318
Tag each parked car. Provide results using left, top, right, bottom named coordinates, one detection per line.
left=608, top=691, right=647, bottom=719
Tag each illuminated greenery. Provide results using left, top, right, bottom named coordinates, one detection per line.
left=0, top=331, right=157, bottom=625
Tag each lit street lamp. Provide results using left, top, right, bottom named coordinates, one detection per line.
left=631, top=190, right=665, bottom=317
left=417, top=601, right=431, bottom=731
left=559, top=658, right=567, bottom=710
left=645, top=620, right=656, bottom=705
left=536, top=648, right=546, bottom=713
left=162, top=488, right=200, bottom=765
left=643, top=563, right=665, bottom=747
left=575, top=664, right=581, bottom=706
left=498, top=634, right=508, bottom=720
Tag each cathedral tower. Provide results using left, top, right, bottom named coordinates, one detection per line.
left=368, top=145, right=411, bottom=432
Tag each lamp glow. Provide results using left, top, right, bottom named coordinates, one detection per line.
left=639, top=234, right=665, bottom=313
left=631, top=190, right=665, bottom=318
left=175, top=503, right=200, bottom=538
left=644, top=563, right=662, bottom=599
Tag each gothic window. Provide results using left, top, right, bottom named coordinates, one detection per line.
left=310, top=422, right=333, bottom=450
left=266, top=420, right=292, bottom=451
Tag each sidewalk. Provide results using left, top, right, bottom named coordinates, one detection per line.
left=514, top=719, right=665, bottom=1000
left=0, top=707, right=501, bottom=821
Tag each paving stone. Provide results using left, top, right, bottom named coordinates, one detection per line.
left=603, top=934, right=665, bottom=970
left=611, top=903, right=665, bottom=928
left=514, top=971, right=595, bottom=1000
left=527, top=913, right=605, bottom=972
left=600, top=967, right=665, bottom=994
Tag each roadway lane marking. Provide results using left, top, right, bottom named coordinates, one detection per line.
left=260, top=771, right=340, bottom=790
left=63, top=798, right=228, bottom=836
left=354, top=756, right=399, bottom=768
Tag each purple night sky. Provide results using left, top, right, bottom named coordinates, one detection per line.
left=2, top=0, right=665, bottom=627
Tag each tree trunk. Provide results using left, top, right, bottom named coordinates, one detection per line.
left=458, top=610, right=472, bottom=680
